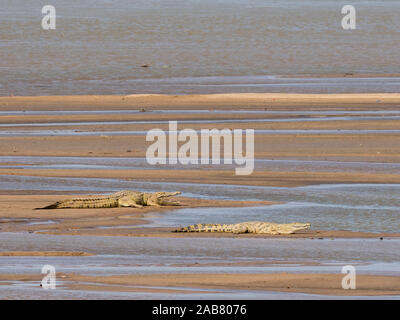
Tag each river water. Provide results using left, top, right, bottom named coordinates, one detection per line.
left=1, top=0, right=400, bottom=95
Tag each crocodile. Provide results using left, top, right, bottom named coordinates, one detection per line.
left=35, top=190, right=181, bottom=209
left=173, top=221, right=311, bottom=235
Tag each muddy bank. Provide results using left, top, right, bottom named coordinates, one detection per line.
left=2, top=94, right=400, bottom=110
left=36, top=226, right=400, bottom=239
left=0, top=194, right=275, bottom=235
left=1, top=272, right=399, bottom=297
left=0, top=251, right=93, bottom=256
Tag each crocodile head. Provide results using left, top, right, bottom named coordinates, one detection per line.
left=289, top=222, right=311, bottom=233
left=146, top=191, right=181, bottom=207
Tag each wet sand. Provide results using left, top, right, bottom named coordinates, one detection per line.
left=37, top=226, right=400, bottom=239
left=2, top=93, right=400, bottom=110
left=0, top=251, right=93, bottom=256
left=61, top=273, right=400, bottom=296
left=1, top=272, right=399, bottom=297
left=0, top=194, right=398, bottom=239
left=1, top=94, right=399, bottom=234
left=1, top=94, right=400, bottom=298
left=2, top=133, right=400, bottom=163
left=0, top=194, right=276, bottom=235
left=1, top=168, right=400, bottom=187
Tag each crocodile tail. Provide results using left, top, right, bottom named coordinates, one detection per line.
left=172, top=225, right=196, bottom=232
left=172, top=227, right=186, bottom=232
left=172, top=224, right=198, bottom=232
left=172, top=224, right=225, bottom=233
left=34, top=192, right=125, bottom=210
left=34, top=201, right=63, bottom=210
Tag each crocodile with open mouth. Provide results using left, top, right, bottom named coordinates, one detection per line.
left=35, top=190, right=181, bottom=209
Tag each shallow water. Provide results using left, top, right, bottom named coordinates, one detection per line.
left=3, top=282, right=397, bottom=300
left=152, top=184, right=400, bottom=233
left=0, top=173, right=399, bottom=233
left=155, top=202, right=400, bottom=233
left=1, top=232, right=399, bottom=265
left=2, top=255, right=400, bottom=276
left=0, top=232, right=399, bottom=300
left=2, top=115, right=400, bottom=128
left=1, top=156, right=400, bottom=174
left=1, top=129, right=400, bottom=137
left=1, top=1, right=400, bottom=95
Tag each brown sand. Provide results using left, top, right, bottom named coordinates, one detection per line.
left=65, top=273, right=400, bottom=296
left=0, top=194, right=276, bottom=235
left=1, top=95, right=399, bottom=163
left=1, top=94, right=400, bottom=298
left=1, top=93, right=400, bottom=110
left=0, top=251, right=93, bottom=256
left=2, top=131, right=399, bottom=163
left=1, top=94, right=400, bottom=237
left=37, top=226, right=400, bottom=239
